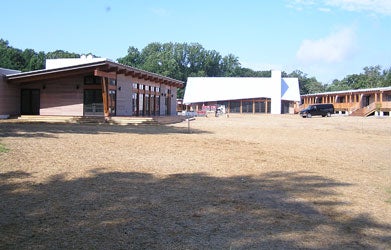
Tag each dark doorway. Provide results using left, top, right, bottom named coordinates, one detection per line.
left=21, top=89, right=40, bottom=115
left=84, top=89, right=103, bottom=116
left=365, top=96, right=370, bottom=107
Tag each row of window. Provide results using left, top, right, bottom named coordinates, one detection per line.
left=84, top=76, right=172, bottom=97
left=198, top=99, right=271, bottom=114
left=132, top=93, right=161, bottom=116
left=226, top=100, right=271, bottom=113
left=132, top=83, right=160, bottom=93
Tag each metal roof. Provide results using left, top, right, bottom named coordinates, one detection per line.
left=302, top=86, right=391, bottom=97
left=5, top=60, right=184, bottom=88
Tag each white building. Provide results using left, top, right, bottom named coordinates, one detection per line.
left=183, top=70, right=300, bottom=114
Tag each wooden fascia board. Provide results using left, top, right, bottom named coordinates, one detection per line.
left=117, top=69, right=126, bottom=74
left=94, top=69, right=117, bottom=79
left=6, top=68, right=95, bottom=84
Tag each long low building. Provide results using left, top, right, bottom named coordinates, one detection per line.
left=300, top=87, right=391, bottom=116
left=182, top=70, right=300, bottom=115
left=0, top=56, right=183, bottom=119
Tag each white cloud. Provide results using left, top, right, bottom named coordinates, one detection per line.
left=318, top=7, right=331, bottom=12
left=287, top=0, right=391, bottom=15
left=286, top=0, right=315, bottom=11
left=326, top=0, right=391, bottom=15
left=150, top=8, right=170, bottom=17
left=296, top=27, right=356, bottom=63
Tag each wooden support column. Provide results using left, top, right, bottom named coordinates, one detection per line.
left=265, top=100, right=268, bottom=113
left=94, top=69, right=117, bottom=119
left=348, top=94, right=352, bottom=111
left=240, top=100, right=243, bottom=114
left=101, top=77, right=109, bottom=118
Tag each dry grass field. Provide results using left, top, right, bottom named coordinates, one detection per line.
left=0, top=115, right=390, bottom=249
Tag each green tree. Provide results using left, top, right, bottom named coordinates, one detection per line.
left=221, top=54, right=240, bottom=77
left=286, top=70, right=324, bottom=95
left=383, top=67, right=391, bottom=87
left=117, top=46, right=142, bottom=67
left=46, top=50, right=80, bottom=59
left=0, top=39, right=25, bottom=70
left=326, top=65, right=390, bottom=91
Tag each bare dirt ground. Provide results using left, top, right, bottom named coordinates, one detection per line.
left=0, top=115, right=390, bottom=249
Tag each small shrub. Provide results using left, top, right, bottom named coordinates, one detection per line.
left=0, top=143, right=9, bottom=153
left=387, top=188, right=391, bottom=204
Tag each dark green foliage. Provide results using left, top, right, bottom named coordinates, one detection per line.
left=46, top=50, right=80, bottom=59
left=285, top=70, right=325, bottom=95
left=118, top=42, right=232, bottom=81
left=325, top=65, right=391, bottom=92
left=0, top=39, right=81, bottom=72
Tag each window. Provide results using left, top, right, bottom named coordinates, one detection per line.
left=139, top=93, right=144, bottom=116
left=132, top=93, right=138, bottom=115
left=108, top=90, right=116, bottom=115
left=84, top=75, right=101, bottom=85
left=242, top=100, right=253, bottom=113
left=145, top=93, right=150, bottom=116
left=109, top=78, right=117, bottom=86
left=255, top=101, right=263, bottom=113
left=230, top=101, right=240, bottom=113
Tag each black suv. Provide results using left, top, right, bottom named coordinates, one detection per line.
left=300, top=104, right=334, bottom=118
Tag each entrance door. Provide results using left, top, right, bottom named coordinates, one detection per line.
left=84, top=89, right=103, bottom=116
left=365, top=96, right=370, bottom=107
left=21, top=89, right=40, bottom=115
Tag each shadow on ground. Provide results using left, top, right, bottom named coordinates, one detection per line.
left=1, top=170, right=390, bottom=249
left=0, top=121, right=208, bottom=138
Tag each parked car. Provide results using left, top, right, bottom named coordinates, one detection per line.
left=300, top=104, right=334, bottom=118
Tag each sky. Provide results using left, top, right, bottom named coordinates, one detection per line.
left=1, top=0, right=390, bottom=84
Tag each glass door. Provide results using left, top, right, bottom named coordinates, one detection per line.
left=21, top=89, right=40, bottom=115
left=84, top=89, right=103, bottom=116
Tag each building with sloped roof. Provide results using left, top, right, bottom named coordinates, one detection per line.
left=300, top=87, right=391, bottom=116
left=0, top=56, right=183, bottom=119
left=183, top=70, right=300, bottom=115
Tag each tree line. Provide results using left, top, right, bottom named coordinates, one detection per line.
left=1, top=39, right=390, bottom=97
left=0, top=39, right=81, bottom=72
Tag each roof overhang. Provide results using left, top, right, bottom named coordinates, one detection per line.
left=5, top=60, right=184, bottom=88
left=301, top=86, right=391, bottom=97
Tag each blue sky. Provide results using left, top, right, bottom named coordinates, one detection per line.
left=1, top=0, right=390, bottom=84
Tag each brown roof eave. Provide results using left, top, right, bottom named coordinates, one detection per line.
left=6, top=62, right=108, bottom=84
left=6, top=60, right=184, bottom=88
left=108, top=61, right=184, bottom=88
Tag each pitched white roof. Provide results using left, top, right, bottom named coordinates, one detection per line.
left=45, top=56, right=107, bottom=69
left=183, top=74, right=300, bottom=104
